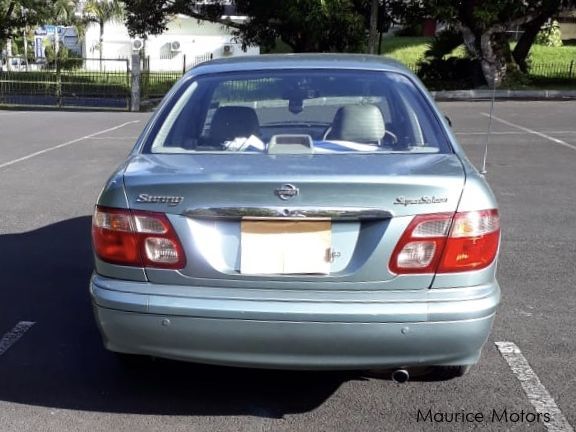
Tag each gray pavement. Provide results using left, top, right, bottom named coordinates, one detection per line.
left=0, top=102, right=574, bottom=431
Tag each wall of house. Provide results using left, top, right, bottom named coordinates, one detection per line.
left=559, top=23, right=576, bottom=40
left=83, top=15, right=259, bottom=71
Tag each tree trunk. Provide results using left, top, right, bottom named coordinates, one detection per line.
left=480, top=29, right=508, bottom=88
left=99, top=19, right=104, bottom=72
left=513, top=16, right=547, bottom=72
left=367, top=0, right=378, bottom=54
left=460, top=25, right=479, bottom=58
left=513, top=0, right=560, bottom=72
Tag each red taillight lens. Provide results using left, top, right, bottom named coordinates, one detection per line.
left=438, top=209, right=500, bottom=272
left=92, top=206, right=186, bottom=269
left=389, top=209, right=500, bottom=274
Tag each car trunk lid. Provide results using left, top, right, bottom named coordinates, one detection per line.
left=123, top=153, right=465, bottom=289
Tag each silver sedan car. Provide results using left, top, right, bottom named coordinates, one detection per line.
left=91, top=54, right=500, bottom=380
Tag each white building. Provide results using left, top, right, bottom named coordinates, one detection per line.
left=82, top=14, right=260, bottom=71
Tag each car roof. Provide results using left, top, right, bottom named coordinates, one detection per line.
left=186, top=54, right=413, bottom=77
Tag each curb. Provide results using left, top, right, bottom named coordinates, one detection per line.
left=432, top=89, right=576, bottom=101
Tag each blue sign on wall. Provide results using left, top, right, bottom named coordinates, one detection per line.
left=35, top=37, right=45, bottom=58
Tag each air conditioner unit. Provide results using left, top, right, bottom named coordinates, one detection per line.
left=170, top=41, right=181, bottom=52
left=132, top=39, right=144, bottom=51
left=223, top=44, right=234, bottom=55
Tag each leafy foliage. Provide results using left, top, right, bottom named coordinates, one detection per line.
left=123, top=0, right=370, bottom=52
left=417, top=29, right=482, bottom=89
left=84, top=0, right=123, bottom=27
left=422, top=29, right=464, bottom=60
left=535, top=20, right=563, bottom=47
left=44, top=43, right=83, bottom=69
left=396, top=0, right=576, bottom=86
left=0, top=0, right=52, bottom=46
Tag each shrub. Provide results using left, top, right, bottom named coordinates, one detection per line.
left=535, top=20, right=563, bottom=47
left=44, top=44, right=83, bottom=70
left=417, top=29, right=484, bottom=89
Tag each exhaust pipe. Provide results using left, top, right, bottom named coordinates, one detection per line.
left=391, top=369, right=409, bottom=383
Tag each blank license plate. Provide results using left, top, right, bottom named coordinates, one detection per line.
left=240, top=220, right=332, bottom=274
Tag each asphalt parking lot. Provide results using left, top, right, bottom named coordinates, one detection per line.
left=0, top=101, right=575, bottom=432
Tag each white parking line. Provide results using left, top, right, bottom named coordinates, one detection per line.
left=0, top=120, right=140, bottom=170
left=87, top=136, right=139, bottom=140
left=0, top=321, right=35, bottom=356
left=481, top=113, right=576, bottom=151
left=496, top=341, right=574, bottom=432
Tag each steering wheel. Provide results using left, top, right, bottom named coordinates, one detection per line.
left=322, top=126, right=333, bottom=141
left=384, top=129, right=398, bottom=145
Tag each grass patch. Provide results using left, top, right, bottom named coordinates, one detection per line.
left=379, top=36, right=432, bottom=66
left=381, top=36, right=576, bottom=64
left=379, top=36, right=576, bottom=88
left=522, top=43, right=576, bottom=63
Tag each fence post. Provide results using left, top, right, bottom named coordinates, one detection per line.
left=130, top=53, right=141, bottom=112
left=56, top=56, right=62, bottom=108
left=569, top=60, right=574, bottom=80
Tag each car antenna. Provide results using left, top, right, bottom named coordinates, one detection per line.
left=480, top=76, right=497, bottom=175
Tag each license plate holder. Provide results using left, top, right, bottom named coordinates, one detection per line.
left=240, top=220, right=332, bottom=275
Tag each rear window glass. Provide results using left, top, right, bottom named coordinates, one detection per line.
left=147, top=70, right=451, bottom=155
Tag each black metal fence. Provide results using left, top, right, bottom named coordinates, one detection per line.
left=528, top=61, right=575, bottom=80
left=0, top=58, right=131, bottom=110
left=406, top=60, right=576, bottom=85
left=1, top=55, right=574, bottom=110
left=140, top=53, right=213, bottom=100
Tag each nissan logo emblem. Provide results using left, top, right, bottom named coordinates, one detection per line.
left=275, top=184, right=299, bottom=200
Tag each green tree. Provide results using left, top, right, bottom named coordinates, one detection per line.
left=49, top=0, right=82, bottom=58
left=1, top=0, right=51, bottom=55
left=84, top=0, right=123, bottom=65
left=397, top=0, right=576, bottom=86
left=122, top=0, right=369, bottom=53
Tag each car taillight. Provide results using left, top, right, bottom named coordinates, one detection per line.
left=389, top=209, right=500, bottom=274
left=92, top=206, right=186, bottom=269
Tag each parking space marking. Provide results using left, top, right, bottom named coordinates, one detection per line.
left=0, top=112, right=25, bottom=117
left=496, top=341, right=574, bottom=432
left=0, top=321, right=35, bottom=357
left=87, top=136, right=139, bottom=140
left=0, top=120, right=140, bottom=170
left=481, top=113, right=576, bottom=151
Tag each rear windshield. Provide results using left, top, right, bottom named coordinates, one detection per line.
left=146, top=70, right=451, bottom=155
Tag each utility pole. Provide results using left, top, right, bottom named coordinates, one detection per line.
left=22, top=7, right=29, bottom=71
left=6, top=39, right=12, bottom=71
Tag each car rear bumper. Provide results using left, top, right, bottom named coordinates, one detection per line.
left=90, top=274, right=499, bottom=370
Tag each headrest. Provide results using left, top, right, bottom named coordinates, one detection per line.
left=210, top=106, right=260, bottom=143
left=326, top=104, right=386, bottom=143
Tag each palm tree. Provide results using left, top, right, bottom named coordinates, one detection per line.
left=53, top=0, right=77, bottom=24
left=51, top=0, right=78, bottom=57
left=84, top=0, right=123, bottom=69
